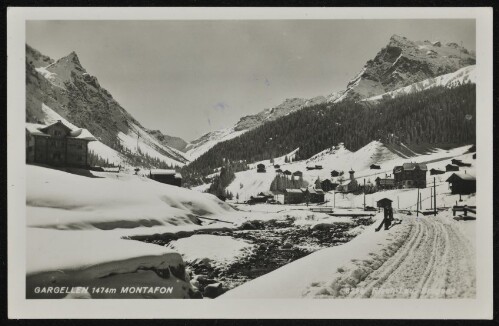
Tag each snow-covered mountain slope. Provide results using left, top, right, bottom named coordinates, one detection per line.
left=185, top=97, right=326, bottom=160
left=327, top=34, right=475, bottom=103
left=364, top=64, right=476, bottom=102
left=185, top=128, right=247, bottom=160
left=26, top=44, right=189, bottom=167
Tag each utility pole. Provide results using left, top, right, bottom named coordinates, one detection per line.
left=430, top=187, right=433, bottom=210
left=433, top=177, right=437, bottom=216
left=363, top=179, right=366, bottom=211
left=397, top=196, right=400, bottom=210
left=416, top=188, right=420, bottom=217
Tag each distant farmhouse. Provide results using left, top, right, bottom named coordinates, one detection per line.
left=26, top=121, right=96, bottom=168
left=292, top=171, right=303, bottom=177
left=149, top=169, right=182, bottom=187
left=446, top=164, right=460, bottom=172
left=375, top=176, right=395, bottom=190
left=283, top=188, right=325, bottom=204
left=337, top=169, right=358, bottom=193
left=321, top=179, right=339, bottom=192
left=393, top=163, right=427, bottom=188
left=370, top=164, right=381, bottom=170
left=430, top=168, right=445, bottom=175
left=306, top=188, right=325, bottom=203
left=257, top=163, right=266, bottom=173
left=446, top=173, right=476, bottom=195
left=283, top=189, right=304, bottom=204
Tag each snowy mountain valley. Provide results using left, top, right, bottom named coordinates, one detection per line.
left=25, top=33, right=477, bottom=300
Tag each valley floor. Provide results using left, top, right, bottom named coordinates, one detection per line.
left=222, top=202, right=476, bottom=299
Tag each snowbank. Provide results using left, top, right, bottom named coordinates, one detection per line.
left=27, top=165, right=234, bottom=230
left=166, top=234, right=254, bottom=269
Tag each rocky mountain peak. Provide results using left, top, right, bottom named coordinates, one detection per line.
left=327, top=34, right=476, bottom=103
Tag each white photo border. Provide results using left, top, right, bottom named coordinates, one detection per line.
left=7, top=7, right=493, bottom=319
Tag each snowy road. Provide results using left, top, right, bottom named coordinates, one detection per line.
left=311, top=215, right=476, bottom=299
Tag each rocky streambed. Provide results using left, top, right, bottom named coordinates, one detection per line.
left=135, top=216, right=374, bottom=298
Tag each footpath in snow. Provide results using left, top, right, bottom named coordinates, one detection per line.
left=221, top=202, right=476, bottom=299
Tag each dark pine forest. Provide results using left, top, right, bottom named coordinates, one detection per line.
left=182, top=84, right=475, bottom=186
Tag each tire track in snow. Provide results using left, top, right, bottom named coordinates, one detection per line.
left=322, top=215, right=475, bottom=299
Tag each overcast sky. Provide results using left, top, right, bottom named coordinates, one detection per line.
left=26, top=20, right=475, bottom=141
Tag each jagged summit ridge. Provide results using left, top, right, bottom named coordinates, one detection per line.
left=327, top=34, right=475, bottom=103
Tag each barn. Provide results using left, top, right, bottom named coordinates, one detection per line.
left=370, top=164, right=381, bottom=170
left=376, top=198, right=393, bottom=209
left=149, top=169, right=182, bottom=187
left=307, top=188, right=325, bottom=203
left=26, top=121, right=96, bottom=168
left=283, top=170, right=292, bottom=176
left=292, top=171, right=303, bottom=177
left=375, top=177, right=395, bottom=190
left=446, top=164, right=460, bottom=172
left=283, top=189, right=305, bottom=204
left=321, top=179, right=339, bottom=192
left=446, top=173, right=476, bottom=195
left=430, top=168, right=445, bottom=175
left=257, top=163, right=266, bottom=173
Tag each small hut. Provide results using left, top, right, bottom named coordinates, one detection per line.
left=257, top=163, right=266, bottom=173
left=370, top=164, right=381, bottom=170
left=446, top=173, right=476, bottom=195
left=376, top=198, right=393, bottom=211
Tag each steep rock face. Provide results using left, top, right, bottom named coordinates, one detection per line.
left=26, top=44, right=54, bottom=68
left=26, top=44, right=188, bottom=166
left=146, top=129, right=188, bottom=152
left=328, top=35, right=476, bottom=102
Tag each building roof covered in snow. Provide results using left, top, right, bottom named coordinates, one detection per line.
left=26, top=121, right=97, bottom=141
left=394, top=162, right=428, bottom=172
left=446, top=173, right=476, bottom=182
left=284, top=189, right=303, bottom=194
left=150, top=169, right=176, bottom=175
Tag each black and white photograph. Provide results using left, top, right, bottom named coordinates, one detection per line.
left=7, top=7, right=493, bottom=319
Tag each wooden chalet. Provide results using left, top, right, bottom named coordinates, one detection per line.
left=376, top=198, right=393, bottom=209
left=321, top=179, right=339, bottom=192
left=370, top=164, right=381, bottom=170
left=393, top=163, right=427, bottom=188
left=446, top=173, right=476, bottom=195
left=274, top=164, right=281, bottom=169
left=149, top=169, right=182, bottom=187
left=292, top=171, right=303, bottom=177
left=306, top=188, right=325, bottom=203
left=375, top=177, right=395, bottom=190
left=26, top=121, right=96, bottom=168
left=446, top=164, right=460, bottom=172
left=430, top=168, right=445, bottom=175
left=283, top=170, right=292, bottom=176
left=315, top=165, right=323, bottom=170
left=283, top=188, right=305, bottom=204
left=257, top=163, right=266, bottom=173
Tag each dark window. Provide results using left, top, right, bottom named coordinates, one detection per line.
left=78, top=155, right=83, bottom=161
